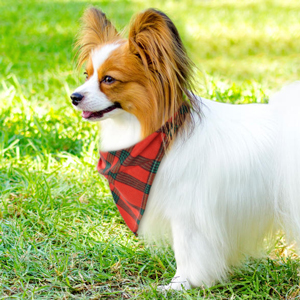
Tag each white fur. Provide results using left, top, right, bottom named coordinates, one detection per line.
left=92, top=44, right=120, bottom=71
left=96, top=82, right=300, bottom=289
left=73, top=44, right=121, bottom=118
left=99, top=110, right=141, bottom=151
left=72, top=45, right=300, bottom=288
left=139, top=97, right=278, bottom=288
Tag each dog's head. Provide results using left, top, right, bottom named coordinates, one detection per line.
left=71, top=7, right=197, bottom=138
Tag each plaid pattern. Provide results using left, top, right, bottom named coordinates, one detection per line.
left=97, top=105, right=189, bottom=235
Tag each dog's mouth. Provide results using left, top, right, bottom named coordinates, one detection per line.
left=82, top=103, right=121, bottom=120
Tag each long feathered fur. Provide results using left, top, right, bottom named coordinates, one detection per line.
left=72, top=7, right=300, bottom=290
left=128, top=9, right=200, bottom=139
left=75, top=7, right=119, bottom=69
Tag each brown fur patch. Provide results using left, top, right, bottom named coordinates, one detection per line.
left=75, top=7, right=119, bottom=69
left=75, top=8, right=201, bottom=140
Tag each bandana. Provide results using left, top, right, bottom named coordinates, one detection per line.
left=97, top=105, right=189, bottom=235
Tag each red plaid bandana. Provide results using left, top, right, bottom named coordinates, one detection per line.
left=97, top=105, right=189, bottom=235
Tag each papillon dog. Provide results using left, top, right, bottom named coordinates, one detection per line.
left=71, top=7, right=300, bottom=290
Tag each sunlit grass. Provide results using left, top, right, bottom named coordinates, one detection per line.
left=1, top=0, right=300, bottom=298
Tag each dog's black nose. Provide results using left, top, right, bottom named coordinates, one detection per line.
left=70, top=93, right=84, bottom=106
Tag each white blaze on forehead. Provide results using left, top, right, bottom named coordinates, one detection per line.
left=73, top=43, right=121, bottom=113
left=91, top=43, right=121, bottom=77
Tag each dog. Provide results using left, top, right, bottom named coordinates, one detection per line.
left=71, top=7, right=300, bottom=290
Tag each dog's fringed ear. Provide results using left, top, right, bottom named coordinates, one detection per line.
left=128, top=9, right=189, bottom=78
left=128, top=9, right=200, bottom=139
left=76, top=7, right=118, bottom=69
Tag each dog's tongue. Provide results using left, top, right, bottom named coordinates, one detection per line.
left=82, top=111, right=93, bottom=118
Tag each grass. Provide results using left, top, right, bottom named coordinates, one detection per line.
left=1, top=0, right=300, bottom=298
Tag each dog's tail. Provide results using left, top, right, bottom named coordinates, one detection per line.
left=270, top=82, right=300, bottom=246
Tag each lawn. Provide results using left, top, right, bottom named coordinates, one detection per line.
left=1, top=0, right=300, bottom=298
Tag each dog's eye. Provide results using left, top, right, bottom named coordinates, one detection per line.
left=84, top=71, right=88, bottom=80
left=102, top=76, right=115, bottom=84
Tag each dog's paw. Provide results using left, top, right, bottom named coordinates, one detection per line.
left=158, top=275, right=191, bottom=291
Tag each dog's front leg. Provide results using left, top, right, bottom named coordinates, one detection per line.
left=159, top=219, right=226, bottom=290
left=159, top=270, right=191, bottom=291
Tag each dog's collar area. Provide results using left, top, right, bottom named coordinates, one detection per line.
left=97, top=104, right=189, bottom=234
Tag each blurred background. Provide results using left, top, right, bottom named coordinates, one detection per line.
left=1, top=0, right=300, bottom=93
left=1, top=0, right=300, bottom=298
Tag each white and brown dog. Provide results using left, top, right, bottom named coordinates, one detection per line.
left=71, top=7, right=300, bottom=290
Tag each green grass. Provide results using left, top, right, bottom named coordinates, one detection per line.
left=1, top=0, right=300, bottom=298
